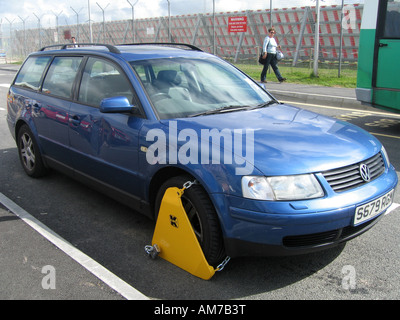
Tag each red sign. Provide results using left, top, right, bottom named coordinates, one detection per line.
left=228, top=16, right=247, bottom=33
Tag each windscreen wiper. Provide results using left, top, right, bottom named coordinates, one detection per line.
left=188, top=100, right=279, bottom=117
left=250, top=100, right=279, bottom=110
left=188, top=105, right=251, bottom=117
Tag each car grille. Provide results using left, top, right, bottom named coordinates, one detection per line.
left=321, top=152, right=385, bottom=192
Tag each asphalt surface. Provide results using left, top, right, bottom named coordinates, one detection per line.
left=1, top=63, right=399, bottom=302
left=0, top=203, right=125, bottom=300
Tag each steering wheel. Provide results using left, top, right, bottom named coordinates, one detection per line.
left=151, top=92, right=171, bottom=102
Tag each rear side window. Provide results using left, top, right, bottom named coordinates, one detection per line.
left=14, top=56, right=51, bottom=90
left=42, top=56, right=83, bottom=99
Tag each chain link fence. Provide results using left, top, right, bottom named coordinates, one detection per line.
left=1, top=3, right=362, bottom=70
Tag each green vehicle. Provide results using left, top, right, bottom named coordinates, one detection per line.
left=356, top=0, right=400, bottom=113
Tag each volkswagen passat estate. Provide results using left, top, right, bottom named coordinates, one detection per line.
left=7, top=43, right=397, bottom=266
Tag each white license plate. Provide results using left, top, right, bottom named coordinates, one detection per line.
left=354, top=189, right=394, bottom=226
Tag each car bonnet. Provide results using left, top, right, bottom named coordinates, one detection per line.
left=159, top=103, right=381, bottom=176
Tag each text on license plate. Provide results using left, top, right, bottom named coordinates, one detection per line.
left=354, top=189, right=394, bottom=226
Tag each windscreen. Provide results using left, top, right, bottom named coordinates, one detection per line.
left=130, top=57, right=273, bottom=119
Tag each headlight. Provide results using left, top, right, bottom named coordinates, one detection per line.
left=242, top=174, right=324, bottom=201
left=381, top=146, right=390, bottom=167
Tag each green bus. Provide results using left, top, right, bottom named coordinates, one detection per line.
left=356, top=0, right=400, bottom=113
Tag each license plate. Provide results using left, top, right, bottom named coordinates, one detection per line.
left=354, top=189, right=394, bottom=226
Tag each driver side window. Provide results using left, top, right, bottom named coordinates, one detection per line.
left=78, top=57, right=135, bottom=107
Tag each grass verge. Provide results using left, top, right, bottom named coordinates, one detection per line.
left=234, top=63, right=357, bottom=88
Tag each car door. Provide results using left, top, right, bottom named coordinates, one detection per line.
left=374, top=0, right=400, bottom=111
left=36, top=56, right=83, bottom=165
left=69, top=56, right=146, bottom=199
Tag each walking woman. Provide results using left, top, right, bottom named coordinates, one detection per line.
left=260, top=27, right=286, bottom=83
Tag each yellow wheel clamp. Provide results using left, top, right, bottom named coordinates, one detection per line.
left=145, top=184, right=230, bottom=280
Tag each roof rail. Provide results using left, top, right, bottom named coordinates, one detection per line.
left=39, top=43, right=121, bottom=54
left=39, top=44, right=65, bottom=51
left=119, top=43, right=203, bottom=52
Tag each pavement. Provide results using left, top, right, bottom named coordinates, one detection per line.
left=0, top=63, right=20, bottom=73
left=263, top=81, right=361, bottom=109
left=0, top=62, right=363, bottom=300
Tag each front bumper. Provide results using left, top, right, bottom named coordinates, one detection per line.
left=224, top=209, right=384, bottom=257
left=212, top=166, right=398, bottom=258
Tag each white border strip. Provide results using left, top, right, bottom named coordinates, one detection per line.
left=360, top=0, right=379, bottom=30
left=0, top=192, right=148, bottom=300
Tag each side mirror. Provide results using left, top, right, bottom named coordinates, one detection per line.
left=100, top=96, right=135, bottom=113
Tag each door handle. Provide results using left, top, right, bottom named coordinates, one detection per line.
left=33, top=103, right=41, bottom=113
left=69, top=115, right=81, bottom=126
left=379, top=43, right=388, bottom=47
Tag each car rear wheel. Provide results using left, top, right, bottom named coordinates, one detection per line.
left=17, top=124, right=47, bottom=178
left=155, top=175, right=226, bottom=267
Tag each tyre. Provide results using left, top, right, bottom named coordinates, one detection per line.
left=155, top=175, right=226, bottom=267
left=17, top=124, right=47, bottom=178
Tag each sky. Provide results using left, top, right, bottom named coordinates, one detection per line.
left=1, top=0, right=364, bottom=30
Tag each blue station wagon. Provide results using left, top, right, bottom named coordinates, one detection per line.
left=7, top=43, right=397, bottom=266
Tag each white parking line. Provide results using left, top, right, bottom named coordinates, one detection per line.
left=0, top=192, right=149, bottom=300
left=0, top=84, right=10, bottom=88
left=386, top=203, right=400, bottom=215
